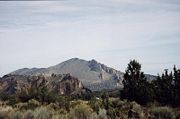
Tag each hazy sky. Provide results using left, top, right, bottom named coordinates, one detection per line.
left=0, top=0, right=180, bottom=76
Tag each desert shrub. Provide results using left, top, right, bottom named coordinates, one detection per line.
left=111, top=100, right=131, bottom=111
left=69, top=103, right=93, bottom=119
left=90, top=109, right=108, bottom=119
left=106, top=100, right=144, bottom=119
left=111, top=99, right=129, bottom=110
left=11, top=111, right=23, bottom=119
left=70, top=100, right=83, bottom=108
left=14, top=102, right=28, bottom=110
left=176, top=111, right=180, bottom=119
left=130, top=101, right=144, bottom=118
left=98, top=109, right=108, bottom=119
left=131, top=101, right=142, bottom=113
left=14, top=99, right=40, bottom=110
left=111, top=99, right=118, bottom=108
left=35, top=107, right=53, bottom=119
left=101, top=92, right=110, bottom=110
left=8, top=96, right=20, bottom=106
left=89, top=97, right=102, bottom=114
left=48, top=103, right=68, bottom=115
left=27, top=99, right=40, bottom=109
left=56, top=96, right=70, bottom=111
left=91, top=113, right=98, bottom=119
left=150, top=106, right=175, bottom=119
left=0, top=110, right=10, bottom=119
left=0, top=93, right=11, bottom=102
left=107, top=108, right=117, bottom=119
left=52, top=115, right=64, bottom=119
left=52, top=114, right=68, bottom=119
left=48, top=103, right=60, bottom=110
left=23, top=110, right=35, bottom=119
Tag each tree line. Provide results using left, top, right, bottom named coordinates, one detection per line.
left=121, top=59, right=180, bottom=106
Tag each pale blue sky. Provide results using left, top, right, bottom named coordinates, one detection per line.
left=0, top=0, right=180, bottom=76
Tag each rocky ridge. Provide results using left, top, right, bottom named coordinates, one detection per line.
left=0, top=74, right=90, bottom=95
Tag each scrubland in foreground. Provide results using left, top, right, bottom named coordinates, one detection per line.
left=0, top=98, right=180, bottom=119
left=0, top=59, right=179, bottom=119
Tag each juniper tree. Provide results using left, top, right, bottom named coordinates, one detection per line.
left=121, top=59, right=153, bottom=105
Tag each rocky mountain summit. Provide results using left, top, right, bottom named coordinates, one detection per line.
left=0, top=74, right=90, bottom=96
left=10, top=58, right=124, bottom=91
left=9, top=58, right=155, bottom=91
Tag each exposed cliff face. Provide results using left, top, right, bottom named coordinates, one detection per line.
left=56, top=74, right=84, bottom=95
left=0, top=74, right=90, bottom=96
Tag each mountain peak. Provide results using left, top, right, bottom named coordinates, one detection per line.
left=89, top=59, right=101, bottom=72
left=9, top=58, right=124, bottom=91
left=69, top=58, right=80, bottom=61
left=90, top=59, right=98, bottom=62
left=62, top=58, right=86, bottom=63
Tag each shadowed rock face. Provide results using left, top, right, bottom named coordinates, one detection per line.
left=0, top=74, right=90, bottom=95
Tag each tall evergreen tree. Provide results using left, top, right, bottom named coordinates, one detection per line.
left=121, top=59, right=153, bottom=105
left=154, top=70, right=173, bottom=104
left=173, top=65, right=180, bottom=106
left=152, top=65, right=180, bottom=106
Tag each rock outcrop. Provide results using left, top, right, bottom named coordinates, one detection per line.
left=0, top=74, right=90, bottom=96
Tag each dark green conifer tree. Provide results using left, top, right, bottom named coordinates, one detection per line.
left=121, top=59, right=153, bottom=105
left=173, top=65, right=180, bottom=106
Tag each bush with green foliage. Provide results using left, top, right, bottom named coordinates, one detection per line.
left=0, top=111, right=10, bottom=119
left=101, top=92, right=109, bottom=110
left=97, top=109, right=108, bottom=119
left=35, top=107, right=53, bottom=119
left=11, top=111, right=23, bottom=119
left=23, top=110, right=35, bottom=119
left=27, top=99, right=40, bottom=109
left=69, top=103, right=93, bottom=119
left=89, top=97, right=102, bottom=114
